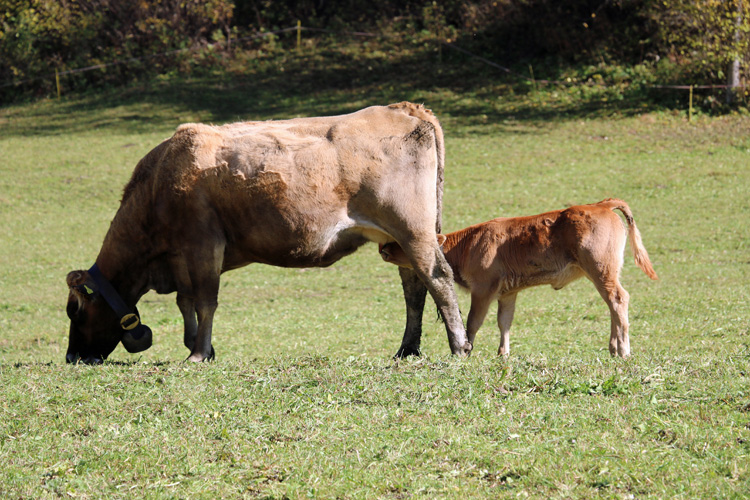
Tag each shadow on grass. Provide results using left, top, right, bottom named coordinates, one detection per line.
left=9, top=360, right=175, bottom=368
left=1, top=40, right=659, bottom=138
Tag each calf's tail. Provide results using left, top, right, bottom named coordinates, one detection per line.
left=599, top=199, right=659, bottom=280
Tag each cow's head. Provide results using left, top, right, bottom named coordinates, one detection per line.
left=379, top=235, right=447, bottom=269
left=65, top=269, right=152, bottom=364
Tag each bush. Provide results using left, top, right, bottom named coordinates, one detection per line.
left=0, top=0, right=233, bottom=99
left=648, top=0, right=748, bottom=82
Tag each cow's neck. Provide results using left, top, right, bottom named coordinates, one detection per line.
left=94, top=200, right=157, bottom=307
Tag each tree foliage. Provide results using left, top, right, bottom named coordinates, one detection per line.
left=648, top=0, right=748, bottom=82
left=0, top=0, right=747, bottom=105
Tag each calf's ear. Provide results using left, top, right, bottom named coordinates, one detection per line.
left=436, top=234, right=447, bottom=247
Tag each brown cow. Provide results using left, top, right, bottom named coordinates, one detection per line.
left=379, top=199, right=658, bottom=357
left=65, top=103, right=472, bottom=364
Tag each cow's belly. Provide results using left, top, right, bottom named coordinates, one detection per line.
left=185, top=167, right=395, bottom=270
left=222, top=222, right=386, bottom=270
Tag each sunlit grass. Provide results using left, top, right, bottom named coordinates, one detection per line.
left=1, top=51, right=749, bottom=497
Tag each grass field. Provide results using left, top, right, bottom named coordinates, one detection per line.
left=1, top=48, right=749, bottom=498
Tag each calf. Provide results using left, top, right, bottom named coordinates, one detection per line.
left=379, top=199, right=658, bottom=357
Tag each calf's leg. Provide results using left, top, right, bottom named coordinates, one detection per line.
left=466, top=292, right=494, bottom=346
left=589, top=272, right=631, bottom=358
left=606, top=283, right=630, bottom=358
left=497, top=293, right=517, bottom=356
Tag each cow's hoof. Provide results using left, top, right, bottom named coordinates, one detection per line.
left=454, top=342, right=473, bottom=358
left=394, top=346, right=421, bottom=359
left=186, top=346, right=215, bottom=363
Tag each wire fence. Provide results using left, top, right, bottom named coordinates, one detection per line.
left=2, top=22, right=745, bottom=106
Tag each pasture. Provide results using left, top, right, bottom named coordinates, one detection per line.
left=1, top=71, right=749, bottom=498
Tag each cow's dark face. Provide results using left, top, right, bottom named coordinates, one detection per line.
left=65, top=270, right=152, bottom=364
left=65, top=283, right=122, bottom=364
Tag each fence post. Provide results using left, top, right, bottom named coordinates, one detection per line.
left=55, top=69, right=61, bottom=99
left=297, top=20, right=301, bottom=52
left=689, top=85, right=693, bottom=122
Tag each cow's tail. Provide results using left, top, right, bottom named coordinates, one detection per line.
left=598, top=199, right=658, bottom=280
left=433, top=115, right=445, bottom=234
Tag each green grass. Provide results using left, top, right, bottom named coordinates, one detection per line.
left=1, top=44, right=749, bottom=498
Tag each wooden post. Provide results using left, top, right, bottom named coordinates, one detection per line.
left=689, top=85, right=693, bottom=122
left=55, top=69, right=61, bottom=99
left=297, top=20, right=301, bottom=52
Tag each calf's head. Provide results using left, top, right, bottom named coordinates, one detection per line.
left=65, top=270, right=152, bottom=364
left=379, top=235, right=447, bottom=269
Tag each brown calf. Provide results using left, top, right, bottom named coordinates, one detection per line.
left=379, top=199, right=658, bottom=357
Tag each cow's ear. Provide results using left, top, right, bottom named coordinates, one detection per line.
left=67, top=270, right=88, bottom=288
left=436, top=234, right=447, bottom=247
left=66, top=270, right=97, bottom=300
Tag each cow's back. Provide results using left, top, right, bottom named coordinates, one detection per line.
left=162, top=103, right=436, bottom=196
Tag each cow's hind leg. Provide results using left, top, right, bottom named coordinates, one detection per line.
left=395, top=267, right=427, bottom=358
left=400, top=238, right=471, bottom=356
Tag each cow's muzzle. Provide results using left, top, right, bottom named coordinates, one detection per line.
left=66, top=352, right=104, bottom=365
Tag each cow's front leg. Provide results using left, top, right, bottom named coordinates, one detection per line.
left=187, top=297, right=217, bottom=362
left=177, top=293, right=198, bottom=351
left=395, top=267, right=427, bottom=358
left=183, top=247, right=222, bottom=362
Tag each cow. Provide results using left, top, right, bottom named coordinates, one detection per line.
left=378, top=199, right=658, bottom=358
left=64, top=102, right=472, bottom=364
